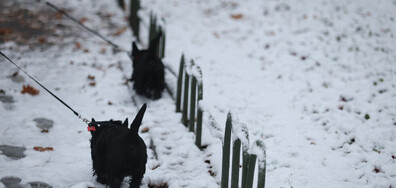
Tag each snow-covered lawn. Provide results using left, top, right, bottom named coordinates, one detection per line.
left=1, top=0, right=395, bottom=187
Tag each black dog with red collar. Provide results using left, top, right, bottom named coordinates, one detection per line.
left=89, top=104, right=147, bottom=188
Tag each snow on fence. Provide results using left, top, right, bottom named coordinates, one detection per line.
left=147, top=12, right=166, bottom=59
left=175, top=55, right=267, bottom=188
left=175, top=55, right=204, bottom=147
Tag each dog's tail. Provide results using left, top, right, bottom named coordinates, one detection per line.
left=130, top=103, right=147, bottom=137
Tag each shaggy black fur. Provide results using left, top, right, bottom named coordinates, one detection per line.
left=130, top=32, right=165, bottom=99
left=89, top=104, right=147, bottom=188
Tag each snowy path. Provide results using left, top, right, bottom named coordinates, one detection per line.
left=0, top=0, right=217, bottom=187
left=132, top=92, right=218, bottom=187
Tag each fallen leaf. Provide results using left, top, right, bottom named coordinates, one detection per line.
left=208, top=170, right=216, bottom=177
left=213, top=32, right=220, bottom=38
left=374, top=166, right=381, bottom=173
left=100, top=48, right=106, bottom=54
left=37, top=37, right=46, bottom=43
left=0, top=28, right=13, bottom=35
left=21, top=85, right=40, bottom=95
left=141, top=127, right=149, bottom=133
left=151, top=164, right=160, bottom=170
left=55, top=12, right=63, bottom=20
left=87, top=75, right=95, bottom=80
left=108, top=101, right=112, bottom=105
left=265, top=31, right=276, bottom=36
left=33, top=146, right=54, bottom=152
left=113, top=27, right=127, bottom=36
left=83, top=49, right=90, bottom=53
left=75, top=42, right=81, bottom=49
left=41, top=129, right=49, bottom=133
left=89, top=82, right=96, bottom=86
left=79, top=17, right=88, bottom=23
left=231, top=13, right=243, bottom=20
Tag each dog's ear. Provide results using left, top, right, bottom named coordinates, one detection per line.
left=148, top=31, right=162, bottom=56
left=123, top=118, right=129, bottom=127
left=91, top=118, right=96, bottom=122
left=130, top=103, right=147, bottom=136
left=132, top=42, right=139, bottom=55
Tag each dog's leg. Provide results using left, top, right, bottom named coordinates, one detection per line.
left=94, top=154, right=108, bottom=184
left=129, top=168, right=144, bottom=188
left=153, top=89, right=161, bottom=99
left=129, top=176, right=142, bottom=188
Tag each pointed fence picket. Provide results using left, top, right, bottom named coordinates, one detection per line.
left=117, top=0, right=125, bottom=10
left=148, top=12, right=166, bottom=58
left=129, top=0, right=140, bottom=41
left=176, top=55, right=203, bottom=148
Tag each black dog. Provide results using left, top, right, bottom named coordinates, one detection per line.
left=130, top=32, right=165, bottom=99
left=89, top=104, right=147, bottom=188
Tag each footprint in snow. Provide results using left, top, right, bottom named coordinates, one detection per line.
left=33, top=118, right=54, bottom=132
left=0, top=145, right=26, bottom=160
left=0, top=177, right=52, bottom=188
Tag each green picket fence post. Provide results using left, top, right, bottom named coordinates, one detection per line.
left=148, top=12, right=157, bottom=44
left=231, top=139, right=241, bottom=188
left=176, top=55, right=185, bottom=112
left=129, top=0, right=140, bottom=41
left=258, top=162, right=266, bottom=188
left=195, top=69, right=203, bottom=148
left=156, top=26, right=163, bottom=57
left=189, top=76, right=197, bottom=132
left=182, top=71, right=190, bottom=126
left=244, top=154, right=257, bottom=188
left=221, top=113, right=232, bottom=188
left=160, top=27, right=166, bottom=58
left=242, top=150, right=250, bottom=188
left=117, top=0, right=125, bottom=10
left=254, top=140, right=266, bottom=188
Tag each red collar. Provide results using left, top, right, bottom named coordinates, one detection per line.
left=87, top=126, right=96, bottom=132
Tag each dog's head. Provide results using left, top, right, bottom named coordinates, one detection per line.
left=89, top=104, right=146, bottom=138
left=131, top=31, right=162, bottom=66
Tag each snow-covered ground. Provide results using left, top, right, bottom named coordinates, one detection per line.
left=1, top=0, right=395, bottom=187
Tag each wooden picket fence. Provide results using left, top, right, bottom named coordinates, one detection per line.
left=175, top=55, right=267, bottom=188
left=124, top=1, right=267, bottom=187
left=175, top=55, right=204, bottom=147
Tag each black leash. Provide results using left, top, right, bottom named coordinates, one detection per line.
left=0, top=51, right=91, bottom=125
left=45, top=1, right=130, bottom=54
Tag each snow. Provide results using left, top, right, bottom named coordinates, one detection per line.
left=249, top=140, right=266, bottom=169
left=1, top=0, right=396, bottom=187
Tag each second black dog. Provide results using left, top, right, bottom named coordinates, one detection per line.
left=89, top=104, right=148, bottom=188
left=130, top=32, right=165, bottom=99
